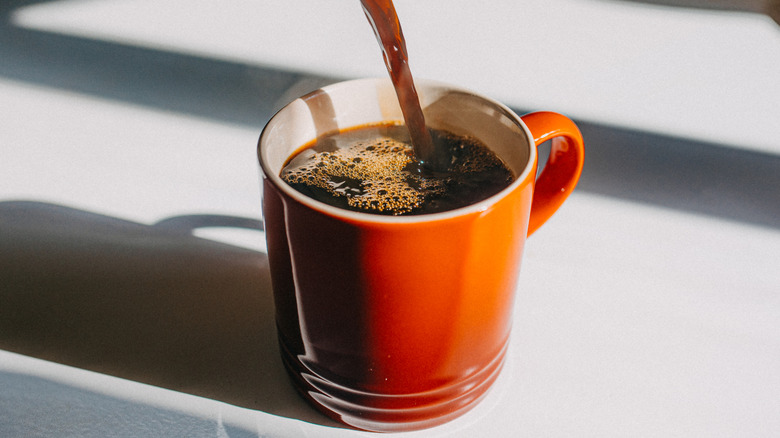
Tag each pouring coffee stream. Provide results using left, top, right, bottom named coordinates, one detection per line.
left=360, top=0, right=442, bottom=170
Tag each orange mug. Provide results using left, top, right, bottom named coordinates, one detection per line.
left=258, top=78, right=584, bottom=432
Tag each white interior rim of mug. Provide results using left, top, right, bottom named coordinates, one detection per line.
left=259, top=78, right=538, bottom=224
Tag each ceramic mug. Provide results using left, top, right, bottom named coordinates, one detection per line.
left=258, top=78, right=584, bottom=432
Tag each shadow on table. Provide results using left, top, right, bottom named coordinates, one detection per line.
left=0, top=200, right=341, bottom=429
left=0, top=0, right=339, bottom=129
left=572, top=120, right=780, bottom=229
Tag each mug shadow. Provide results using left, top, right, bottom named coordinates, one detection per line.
left=0, top=200, right=340, bottom=428
left=0, top=371, right=258, bottom=437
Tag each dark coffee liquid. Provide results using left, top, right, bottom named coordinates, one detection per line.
left=360, top=0, right=439, bottom=168
left=281, top=124, right=514, bottom=215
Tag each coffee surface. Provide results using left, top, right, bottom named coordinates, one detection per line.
left=281, top=124, right=514, bottom=215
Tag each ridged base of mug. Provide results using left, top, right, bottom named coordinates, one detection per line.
left=279, top=339, right=507, bottom=432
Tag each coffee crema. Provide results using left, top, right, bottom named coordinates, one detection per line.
left=281, top=123, right=514, bottom=216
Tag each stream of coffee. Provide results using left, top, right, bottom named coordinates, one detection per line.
left=359, top=0, right=438, bottom=168
left=279, top=1, right=516, bottom=216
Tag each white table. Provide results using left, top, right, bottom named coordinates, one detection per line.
left=2, top=1, right=779, bottom=436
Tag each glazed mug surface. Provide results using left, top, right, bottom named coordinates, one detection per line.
left=258, top=78, right=584, bottom=432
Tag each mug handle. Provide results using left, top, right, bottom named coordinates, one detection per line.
left=521, top=111, right=585, bottom=236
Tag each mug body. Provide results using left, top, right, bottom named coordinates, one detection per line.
left=259, top=78, right=538, bottom=432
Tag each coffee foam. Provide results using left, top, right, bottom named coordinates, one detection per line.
left=281, top=137, right=444, bottom=215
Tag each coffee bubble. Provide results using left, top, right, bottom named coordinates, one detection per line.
left=281, top=124, right=514, bottom=216
left=282, top=137, right=445, bottom=215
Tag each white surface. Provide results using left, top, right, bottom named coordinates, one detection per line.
left=12, top=0, right=780, bottom=154
left=1, top=0, right=779, bottom=437
left=0, top=79, right=261, bottom=229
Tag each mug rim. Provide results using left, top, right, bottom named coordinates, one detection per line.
left=258, top=77, right=537, bottom=224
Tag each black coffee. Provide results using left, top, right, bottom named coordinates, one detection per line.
left=281, top=124, right=514, bottom=216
